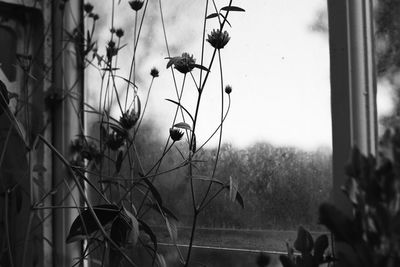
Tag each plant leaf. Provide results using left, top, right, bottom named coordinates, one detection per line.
left=66, top=204, right=120, bottom=243
left=165, top=99, right=194, bottom=122
left=220, top=6, right=245, bottom=12
left=294, top=226, right=314, bottom=254
left=206, top=12, right=219, bottom=19
left=191, top=63, right=210, bottom=72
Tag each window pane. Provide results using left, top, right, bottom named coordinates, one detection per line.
left=86, top=0, right=332, bottom=265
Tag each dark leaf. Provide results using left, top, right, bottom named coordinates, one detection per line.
left=235, top=191, right=245, bottom=209
left=206, top=12, right=219, bottom=19
left=191, top=63, right=210, bottom=72
left=165, top=99, right=194, bottom=122
left=166, top=57, right=179, bottom=69
left=66, top=204, right=120, bottom=243
left=220, top=6, right=245, bottom=12
left=294, top=226, right=314, bottom=254
left=314, top=234, right=329, bottom=262
left=319, top=203, right=360, bottom=244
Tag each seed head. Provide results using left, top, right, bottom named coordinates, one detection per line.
left=129, top=0, right=144, bottom=11
left=167, top=53, right=196, bottom=74
left=84, top=3, right=94, bottom=13
left=225, top=85, right=232, bottom=94
left=207, top=29, right=230, bottom=49
left=169, top=128, right=184, bottom=142
left=116, top=28, right=124, bottom=38
left=150, top=67, right=159, bottom=78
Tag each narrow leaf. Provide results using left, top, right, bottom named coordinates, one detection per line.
left=165, top=99, right=194, bottom=122
left=191, top=63, right=210, bottom=72
left=66, top=204, right=120, bottom=243
left=220, top=6, right=245, bottom=12
left=206, top=12, right=219, bottom=19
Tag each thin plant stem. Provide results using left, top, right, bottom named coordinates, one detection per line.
left=199, top=49, right=225, bottom=209
left=4, top=190, right=15, bottom=267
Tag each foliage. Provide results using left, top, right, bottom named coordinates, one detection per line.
left=315, top=128, right=400, bottom=267
left=256, top=226, right=333, bottom=267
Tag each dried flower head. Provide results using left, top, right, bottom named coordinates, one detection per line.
left=106, top=130, right=125, bottom=151
left=207, top=29, right=230, bottom=49
left=169, top=128, right=184, bottom=142
left=119, top=109, right=139, bottom=130
left=150, top=67, right=159, bottom=78
left=129, top=0, right=144, bottom=11
left=106, top=40, right=117, bottom=60
left=89, top=13, right=100, bottom=20
left=225, top=85, right=232, bottom=94
left=84, top=3, right=94, bottom=13
left=116, top=28, right=124, bottom=38
left=167, top=53, right=196, bottom=74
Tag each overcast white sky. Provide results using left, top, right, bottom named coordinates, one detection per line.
left=87, top=0, right=394, bottom=151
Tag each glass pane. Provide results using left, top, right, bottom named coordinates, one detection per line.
left=85, top=0, right=332, bottom=266
left=375, top=0, right=399, bottom=132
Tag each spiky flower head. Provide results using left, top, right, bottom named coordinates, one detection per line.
left=167, top=53, right=196, bottom=74
left=129, top=0, right=144, bottom=11
left=84, top=3, right=94, bottom=13
left=169, top=128, right=184, bottom=142
left=150, top=67, right=159, bottom=78
left=207, top=29, right=230, bottom=49
left=119, top=109, right=139, bottom=130
left=225, top=85, right=232, bottom=94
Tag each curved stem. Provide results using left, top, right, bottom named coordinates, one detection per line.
left=199, top=49, right=225, bottom=210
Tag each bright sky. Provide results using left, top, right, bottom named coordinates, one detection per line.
left=87, top=0, right=394, bottom=151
